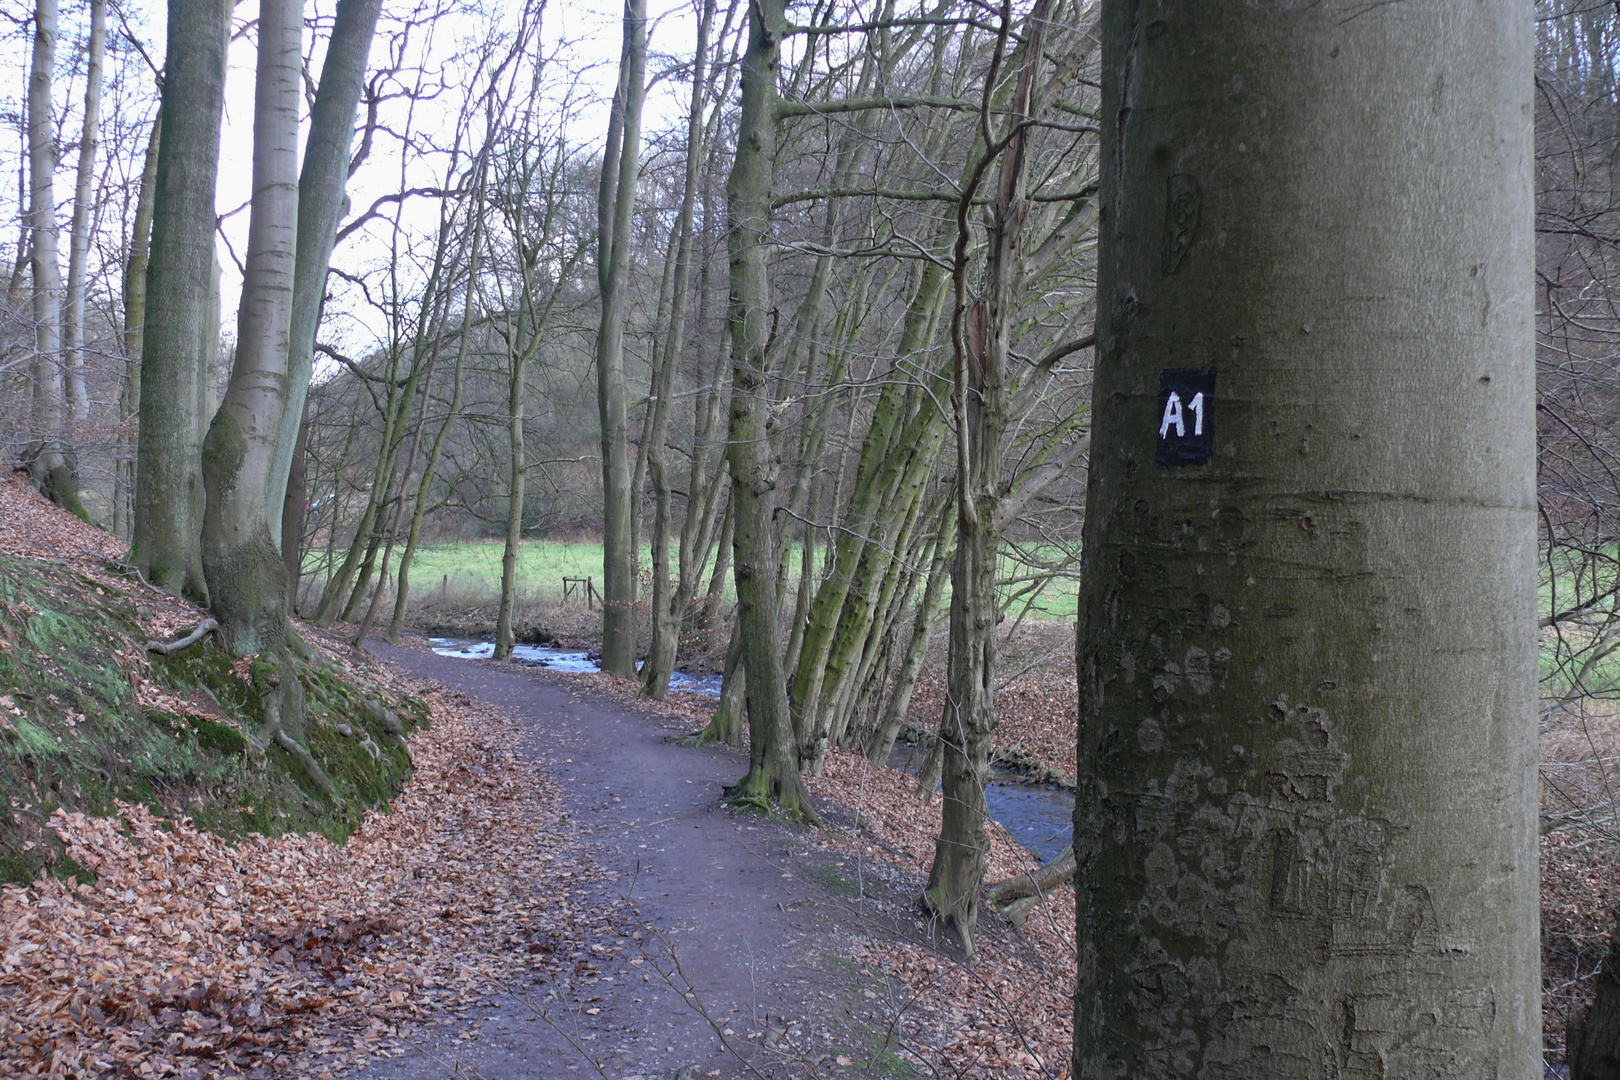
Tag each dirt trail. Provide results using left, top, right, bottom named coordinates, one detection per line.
left=363, top=641, right=906, bottom=1080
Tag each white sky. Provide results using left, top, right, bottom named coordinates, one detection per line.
left=0, top=0, right=706, bottom=361
left=212, top=0, right=703, bottom=352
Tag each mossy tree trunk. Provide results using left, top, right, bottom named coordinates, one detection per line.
left=722, top=0, right=812, bottom=820
left=201, top=0, right=303, bottom=657
left=1073, top=1, right=1539, bottom=1075
left=133, top=0, right=226, bottom=598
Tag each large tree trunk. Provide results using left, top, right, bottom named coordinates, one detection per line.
left=1572, top=915, right=1620, bottom=1079
left=200, top=0, right=303, bottom=656
left=1073, top=2, right=1539, bottom=1076
left=62, top=0, right=105, bottom=425
left=720, top=0, right=811, bottom=820
left=132, top=0, right=226, bottom=598
left=596, top=0, right=648, bottom=679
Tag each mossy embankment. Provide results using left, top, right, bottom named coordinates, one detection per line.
left=0, top=551, right=428, bottom=885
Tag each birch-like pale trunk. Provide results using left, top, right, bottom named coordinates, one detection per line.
left=62, top=0, right=106, bottom=424
left=1073, top=1, right=1538, bottom=1075
left=133, top=0, right=225, bottom=599
left=200, top=0, right=303, bottom=656
left=595, top=0, right=648, bottom=679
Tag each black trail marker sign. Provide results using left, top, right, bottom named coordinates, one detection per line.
left=1156, top=368, right=1215, bottom=466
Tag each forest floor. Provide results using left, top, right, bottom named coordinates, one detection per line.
left=4, top=465, right=1614, bottom=1075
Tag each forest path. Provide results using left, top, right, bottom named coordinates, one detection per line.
left=361, top=641, right=895, bottom=1080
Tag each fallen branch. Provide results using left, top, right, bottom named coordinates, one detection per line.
left=145, top=619, right=219, bottom=655
left=986, top=842, right=1074, bottom=929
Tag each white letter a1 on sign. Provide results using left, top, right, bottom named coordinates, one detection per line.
left=1155, top=368, right=1215, bottom=466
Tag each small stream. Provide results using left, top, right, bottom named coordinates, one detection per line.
left=887, top=742, right=1073, bottom=863
left=429, top=637, right=724, bottom=697
left=430, top=636, right=1074, bottom=861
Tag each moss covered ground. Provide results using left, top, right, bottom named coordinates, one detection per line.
left=0, top=551, right=426, bottom=884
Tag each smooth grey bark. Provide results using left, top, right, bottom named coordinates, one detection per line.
left=1073, top=2, right=1539, bottom=1077
left=62, top=0, right=105, bottom=424
left=272, top=0, right=383, bottom=544
left=201, top=0, right=303, bottom=655
left=596, top=0, right=649, bottom=679
left=132, top=0, right=226, bottom=598
left=721, top=0, right=812, bottom=819
left=26, top=0, right=73, bottom=510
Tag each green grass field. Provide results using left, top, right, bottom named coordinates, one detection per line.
left=305, top=538, right=1085, bottom=622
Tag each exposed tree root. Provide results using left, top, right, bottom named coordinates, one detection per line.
left=144, top=619, right=219, bottom=655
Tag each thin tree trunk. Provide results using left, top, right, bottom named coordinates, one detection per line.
left=390, top=178, right=484, bottom=644
left=925, top=0, right=1049, bottom=954
left=596, top=0, right=649, bottom=678
left=281, top=399, right=311, bottom=613
left=116, top=117, right=160, bottom=543
left=133, top=0, right=226, bottom=597
left=272, top=0, right=383, bottom=544
left=494, top=302, right=528, bottom=661
left=642, top=0, right=716, bottom=699
left=62, top=0, right=106, bottom=424
left=26, top=0, right=75, bottom=514
left=721, top=0, right=811, bottom=820
left=866, top=516, right=951, bottom=763
left=1074, top=1, right=1538, bottom=1073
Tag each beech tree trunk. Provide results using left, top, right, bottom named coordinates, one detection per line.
left=273, top=0, right=383, bottom=544
left=62, top=0, right=105, bottom=424
left=596, top=0, right=648, bottom=679
left=1572, top=915, right=1620, bottom=1079
left=133, top=0, right=226, bottom=598
left=117, top=118, right=160, bottom=541
left=200, top=0, right=303, bottom=655
left=26, top=0, right=76, bottom=514
left=1073, top=2, right=1539, bottom=1076
left=721, top=0, right=812, bottom=819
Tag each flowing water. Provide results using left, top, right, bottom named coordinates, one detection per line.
left=429, top=638, right=725, bottom=697
left=887, top=742, right=1073, bottom=863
